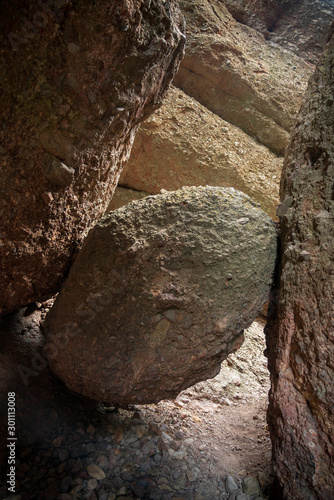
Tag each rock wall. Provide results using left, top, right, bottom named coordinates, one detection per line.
left=0, top=0, right=185, bottom=316
left=118, top=86, right=282, bottom=219
left=266, top=27, right=334, bottom=500
left=115, top=0, right=315, bottom=220
left=222, top=0, right=334, bottom=65
left=174, top=0, right=312, bottom=155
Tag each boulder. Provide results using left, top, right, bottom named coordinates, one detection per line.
left=174, top=0, right=312, bottom=155
left=266, top=27, right=334, bottom=499
left=119, top=86, right=282, bottom=219
left=44, top=186, right=277, bottom=405
left=0, top=0, right=185, bottom=316
left=222, top=0, right=334, bottom=65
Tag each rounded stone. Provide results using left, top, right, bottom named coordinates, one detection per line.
left=44, top=186, right=277, bottom=405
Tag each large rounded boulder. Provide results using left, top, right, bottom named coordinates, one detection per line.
left=44, top=186, right=277, bottom=405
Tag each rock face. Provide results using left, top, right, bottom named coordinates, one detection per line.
left=0, top=0, right=185, bottom=316
left=106, top=187, right=149, bottom=213
left=45, top=186, right=277, bottom=405
left=222, top=0, right=334, bottom=65
left=266, top=28, right=334, bottom=499
left=112, top=0, right=316, bottom=221
left=173, top=0, right=312, bottom=155
left=119, top=86, right=283, bottom=219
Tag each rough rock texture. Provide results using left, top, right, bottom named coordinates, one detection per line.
left=266, top=28, right=334, bottom=500
left=119, top=86, right=282, bottom=219
left=45, top=186, right=277, bottom=405
left=222, top=0, right=334, bottom=65
left=0, top=0, right=185, bottom=316
left=106, top=186, right=149, bottom=213
left=173, top=0, right=312, bottom=155
left=221, top=0, right=290, bottom=34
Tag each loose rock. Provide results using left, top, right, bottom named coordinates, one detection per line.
left=242, top=476, right=261, bottom=496
left=226, top=475, right=239, bottom=493
left=86, top=464, right=106, bottom=480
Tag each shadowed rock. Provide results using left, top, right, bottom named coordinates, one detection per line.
left=45, top=186, right=277, bottom=405
left=266, top=26, right=334, bottom=500
left=222, top=0, right=334, bottom=65
left=0, top=0, right=185, bottom=316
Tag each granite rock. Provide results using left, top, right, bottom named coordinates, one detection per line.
left=119, top=86, right=283, bottom=219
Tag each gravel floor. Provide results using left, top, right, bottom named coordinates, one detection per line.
left=0, top=307, right=273, bottom=500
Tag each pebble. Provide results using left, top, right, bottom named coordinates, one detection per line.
left=236, top=494, right=248, bottom=500
left=87, top=478, right=98, bottom=490
left=60, top=475, right=72, bottom=493
left=12, top=408, right=269, bottom=500
left=117, top=486, right=127, bottom=496
left=257, top=471, right=267, bottom=490
left=186, top=470, right=198, bottom=482
left=96, top=454, right=109, bottom=470
left=226, top=475, right=239, bottom=492
left=87, top=424, right=96, bottom=435
left=87, top=464, right=106, bottom=480
left=114, top=427, right=124, bottom=443
left=243, top=476, right=261, bottom=495
left=68, top=42, right=80, bottom=53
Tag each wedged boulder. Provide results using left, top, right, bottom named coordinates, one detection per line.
left=0, top=0, right=185, bottom=316
left=174, top=0, right=312, bottom=154
left=44, top=186, right=277, bottom=405
left=119, top=85, right=282, bottom=219
left=222, top=0, right=334, bottom=65
left=266, top=28, right=334, bottom=499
